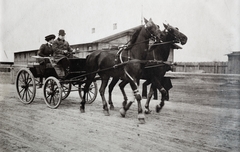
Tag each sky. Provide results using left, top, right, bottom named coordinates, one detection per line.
left=1, top=0, right=240, bottom=62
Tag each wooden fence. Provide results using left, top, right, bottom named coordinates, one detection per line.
left=173, top=62, right=228, bottom=74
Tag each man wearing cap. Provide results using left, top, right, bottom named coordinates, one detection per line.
left=52, top=29, right=73, bottom=78
left=37, top=34, right=56, bottom=88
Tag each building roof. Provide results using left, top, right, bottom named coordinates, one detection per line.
left=93, top=25, right=142, bottom=43
left=227, top=51, right=240, bottom=56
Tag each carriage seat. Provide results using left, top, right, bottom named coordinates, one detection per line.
left=31, top=56, right=53, bottom=68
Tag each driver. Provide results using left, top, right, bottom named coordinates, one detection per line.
left=52, top=29, right=73, bottom=78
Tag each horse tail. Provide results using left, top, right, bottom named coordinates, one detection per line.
left=85, top=50, right=102, bottom=74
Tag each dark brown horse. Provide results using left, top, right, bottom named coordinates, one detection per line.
left=108, top=23, right=187, bottom=115
left=80, top=18, right=161, bottom=123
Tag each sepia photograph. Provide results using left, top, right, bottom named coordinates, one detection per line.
left=0, top=0, right=239, bottom=151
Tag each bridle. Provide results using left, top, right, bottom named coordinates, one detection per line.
left=163, top=24, right=181, bottom=43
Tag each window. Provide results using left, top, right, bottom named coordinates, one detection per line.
left=92, top=28, right=95, bottom=33
left=113, top=23, right=117, bottom=30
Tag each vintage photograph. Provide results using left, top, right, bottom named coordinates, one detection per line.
left=0, top=0, right=239, bottom=151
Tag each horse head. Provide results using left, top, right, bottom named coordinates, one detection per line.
left=163, top=23, right=187, bottom=45
left=144, top=18, right=162, bottom=41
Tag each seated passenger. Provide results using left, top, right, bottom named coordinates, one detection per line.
left=37, top=34, right=56, bottom=88
left=52, top=29, right=73, bottom=78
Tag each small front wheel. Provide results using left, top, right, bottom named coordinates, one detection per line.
left=43, top=77, right=62, bottom=109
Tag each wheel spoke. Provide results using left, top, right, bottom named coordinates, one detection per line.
left=23, top=72, right=27, bottom=82
left=20, top=73, right=25, bottom=82
left=27, top=77, right=32, bottom=84
left=19, top=77, right=24, bottom=85
left=49, top=95, right=53, bottom=104
left=27, top=89, right=32, bottom=100
left=22, top=89, right=26, bottom=99
left=28, top=88, right=33, bottom=95
left=52, top=95, right=55, bottom=105
left=87, top=92, right=92, bottom=100
left=19, top=87, right=24, bottom=94
left=46, top=93, right=51, bottom=99
left=89, top=89, right=95, bottom=95
left=25, top=89, right=28, bottom=101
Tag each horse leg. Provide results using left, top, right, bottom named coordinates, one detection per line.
left=119, top=80, right=129, bottom=108
left=142, top=80, right=151, bottom=99
left=153, top=87, right=158, bottom=100
left=118, top=80, right=129, bottom=117
left=144, top=84, right=155, bottom=114
left=161, top=77, right=173, bottom=101
left=154, top=78, right=167, bottom=113
left=125, top=80, right=145, bottom=124
left=108, top=78, right=119, bottom=110
left=80, top=77, right=94, bottom=113
left=99, top=77, right=110, bottom=116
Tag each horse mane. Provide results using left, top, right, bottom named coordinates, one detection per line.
left=125, top=26, right=143, bottom=50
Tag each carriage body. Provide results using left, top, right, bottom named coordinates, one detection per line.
left=15, top=56, right=98, bottom=109
left=26, top=57, right=87, bottom=79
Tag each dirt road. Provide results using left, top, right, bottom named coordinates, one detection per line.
left=0, top=72, right=240, bottom=152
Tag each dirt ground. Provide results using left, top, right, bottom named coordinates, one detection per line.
left=0, top=72, right=240, bottom=152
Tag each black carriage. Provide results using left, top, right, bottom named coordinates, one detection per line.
left=15, top=55, right=98, bottom=109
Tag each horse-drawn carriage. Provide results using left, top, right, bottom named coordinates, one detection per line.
left=15, top=55, right=98, bottom=109
left=15, top=18, right=187, bottom=123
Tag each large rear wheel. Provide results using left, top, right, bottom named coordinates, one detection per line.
left=16, top=68, right=36, bottom=104
left=78, top=81, right=98, bottom=104
left=43, top=77, right=62, bottom=109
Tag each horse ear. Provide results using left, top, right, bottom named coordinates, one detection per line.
left=163, top=23, right=168, bottom=29
left=144, top=18, right=148, bottom=24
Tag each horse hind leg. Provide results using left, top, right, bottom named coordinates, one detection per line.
left=118, top=80, right=129, bottom=117
left=149, top=77, right=167, bottom=113
left=80, top=76, right=95, bottom=113
left=108, top=78, right=119, bottom=110
left=156, top=85, right=167, bottom=113
left=144, top=84, right=155, bottom=114
left=99, top=77, right=110, bottom=116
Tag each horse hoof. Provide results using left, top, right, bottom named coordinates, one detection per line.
left=103, top=110, right=110, bottom=116
left=144, top=109, right=151, bottom=114
left=110, top=105, right=115, bottom=110
left=119, top=108, right=126, bottom=117
left=156, top=105, right=162, bottom=113
left=80, top=107, right=85, bottom=113
left=138, top=113, right=145, bottom=124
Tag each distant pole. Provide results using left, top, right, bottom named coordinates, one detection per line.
left=4, top=50, right=8, bottom=59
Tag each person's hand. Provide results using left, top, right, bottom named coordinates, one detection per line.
left=63, top=50, right=68, bottom=54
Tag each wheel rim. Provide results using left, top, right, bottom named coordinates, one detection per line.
left=16, top=68, right=36, bottom=104
left=61, top=83, right=71, bottom=100
left=43, top=77, right=62, bottom=109
left=79, top=82, right=98, bottom=104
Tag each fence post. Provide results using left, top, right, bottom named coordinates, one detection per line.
left=184, top=63, right=187, bottom=72
left=10, top=67, right=14, bottom=84
left=214, top=62, right=218, bottom=73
